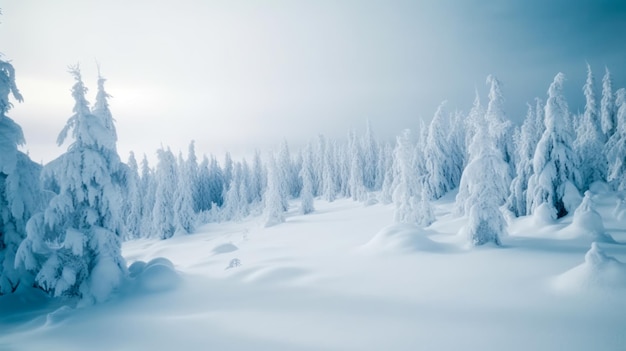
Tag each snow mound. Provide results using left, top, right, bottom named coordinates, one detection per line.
left=563, top=192, right=617, bottom=243
left=533, top=203, right=557, bottom=225
left=362, top=224, right=444, bottom=253
left=45, top=305, right=73, bottom=326
left=131, top=257, right=181, bottom=293
left=212, top=242, right=239, bottom=254
left=552, top=243, right=626, bottom=293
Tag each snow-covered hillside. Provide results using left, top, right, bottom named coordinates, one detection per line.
left=2, top=191, right=625, bottom=351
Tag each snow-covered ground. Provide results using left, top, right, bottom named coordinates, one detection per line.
left=2, top=191, right=626, bottom=351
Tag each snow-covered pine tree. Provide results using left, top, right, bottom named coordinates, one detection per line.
left=195, top=155, right=213, bottom=213
left=16, top=66, right=126, bottom=302
left=208, top=155, right=225, bottom=207
left=186, top=141, right=200, bottom=213
left=124, top=152, right=142, bottom=239
left=424, top=102, right=459, bottom=199
left=527, top=73, right=581, bottom=219
left=0, top=57, right=43, bottom=295
left=379, top=142, right=395, bottom=204
left=507, top=103, right=540, bottom=217
left=575, top=64, right=607, bottom=190
left=601, top=67, right=616, bottom=139
left=361, top=120, right=379, bottom=191
left=485, top=75, right=514, bottom=174
left=458, top=109, right=509, bottom=246
left=152, top=147, right=178, bottom=239
left=322, top=138, right=338, bottom=202
left=174, top=152, right=195, bottom=234
left=393, top=129, right=434, bottom=226
left=139, top=154, right=155, bottom=236
left=263, top=153, right=285, bottom=227
left=605, top=88, right=626, bottom=191
left=299, top=142, right=315, bottom=215
left=348, top=130, right=367, bottom=202
left=250, top=149, right=265, bottom=205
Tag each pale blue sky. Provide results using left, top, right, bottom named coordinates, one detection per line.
left=2, top=0, right=625, bottom=163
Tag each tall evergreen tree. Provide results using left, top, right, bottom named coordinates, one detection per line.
left=393, top=129, right=434, bottom=226
left=299, top=143, right=315, bottom=215
left=124, top=152, right=142, bottom=239
left=16, top=66, right=126, bottom=302
left=0, top=57, right=43, bottom=295
left=263, top=154, right=285, bottom=227
left=458, top=111, right=508, bottom=246
left=600, top=67, right=616, bottom=139
left=605, top=88, right=626, bottom=191
left=575, top=64, right=607, bottom=190
left=174, top=152, right=195, bottom=234
left=152, top=147, right=178, bottom=239
left=424, top=102, right=459, bottom=199
left=527, top=73, right=580, bottom=219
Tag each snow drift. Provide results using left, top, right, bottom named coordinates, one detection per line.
left=552, top=242, right=626, bottom=293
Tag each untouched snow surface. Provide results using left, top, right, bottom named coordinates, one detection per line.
left=2, top=192, right=626, bottom=351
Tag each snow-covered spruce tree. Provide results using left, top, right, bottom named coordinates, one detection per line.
left=195, top=156, right=213, bottom=213
left=527, top=73, right=581, bottom=219
left=152, top=147, right=178, bottom=239
left=250, top=149, right=265, bottom=205
left=0, top=57, right=43, bottom=295
left=139, top=154, right=155, bottom=236
left=348, top=130, right=367, bottom=202
left=361, top=119, right=379, bottom=191
left=507, top=103, right=541, bottom=217
left=447, top=110, right=467, bottom=177
left=379, top=142, right=395, bottom=204
left=263, top=153, right=285, bottom=227
left=299, top=143, right=315, bottom=215
left=424, top=102, right=460, bottom=199
left=322, top=137, right=338, bottom=202
left=16, top=66, right=126, bottom=302
left=393, top=129, right=434, bottom=226
left=605, top=88, right=626, bottom=191
left=186, top=141, right=201, bottom=213
left=208, top=155, right=225, bottom=207
left=464, top=90, right=484, bottom=150
left=575, top=64, right=607, bottom=190
left=601, top=67, right=616, bottom=139
left=458, top=110, right=509, bottom=246
left=485, top=75, right=514, bottom=174
left=124, top=152, right=142, bottom=239
left=174, top=152, right=195, bottom=234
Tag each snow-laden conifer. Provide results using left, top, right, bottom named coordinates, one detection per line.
left=527, top=73, right=581, bottom=219
left=16, top=66, right=126, bottom=302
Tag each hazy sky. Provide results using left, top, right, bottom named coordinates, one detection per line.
left=2, top=0, right=625, bottom=163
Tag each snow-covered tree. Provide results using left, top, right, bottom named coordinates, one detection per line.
left=139, top=154, right=155, bottom=236
left=186, top=141, right=201, bottom=213
left=250, top=150, right=265, bottom=205
left=361, top=120, right=379, bottom=190
left=485, top=75, right=514, bottom=173
left=575, top=64, right=606, bottom=190
left=124, top=152, right=142, bottom=239
left=152, top=147, right=178, bottom=239
left=424, top=102, right=460, bottom=199
left=458, top=110, right=509, bottom=246
left=348, top=130, right=367, bottom=202
left=393, top=129, right=434, bottom=226
left=16, top=66, right=126, bottom=302
left=527, top=73, right=581, bottom=219
left=299, top=143, right=315, bottom=215
left=507, top=102, right=541, bottom=217
left=605, top=88, right=626, bottom=191
left=600, top=67, right=616, bottom=139
left=174, top=152, right=196, bottom=234
left=195, top=156, right=213, bottom=213
left=263, top=154, right=285, bottom=227
left=0, top=58, right=43, bottom=295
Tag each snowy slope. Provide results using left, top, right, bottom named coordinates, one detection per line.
left=1, top=192, right=626, bottom=351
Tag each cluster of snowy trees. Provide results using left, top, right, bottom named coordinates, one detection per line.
left=2, top=47, right=626, bottom=301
